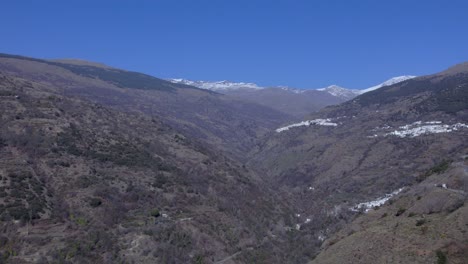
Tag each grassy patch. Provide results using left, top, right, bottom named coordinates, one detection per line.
left=416, top=160, right=452, bottom=182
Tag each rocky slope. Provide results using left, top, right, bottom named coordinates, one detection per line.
left=310, top=158, right=468, bottom=264
left=0, top=73, right=301, bottom=263
left=219, top=87, right=342, bottom=118
left=248, top=63, right=468, bottom=263
left=0, top=53, right=293, bottom=161
left=0, top=52, right=467, bottom=263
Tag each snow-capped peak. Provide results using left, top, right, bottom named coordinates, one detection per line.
left=168, top=78, right=263, bottom=91
left=317, top=76, right=417, bottom=99
left=318, top=85, right=361, bottom=99
left=169, top=75, right=416, bottom=99
left=358, top=75, right=417, bottom=94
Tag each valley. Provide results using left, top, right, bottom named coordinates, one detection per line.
left=0, top=54, right=467, bottom=264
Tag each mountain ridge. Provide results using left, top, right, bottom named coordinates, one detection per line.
left=0, top=52, right=467, bottom=264
left=169, top=75, right=417, bottom=99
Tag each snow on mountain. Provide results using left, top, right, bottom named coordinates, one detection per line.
left=169, top=79, right=263, bottom=91
left=169, top=75, right=416, bottom=99
left=317, top=85, right=361, bottom=100
left=277, top=86, right=306, bottom=94
left=358, top=75, right=417, bottom=94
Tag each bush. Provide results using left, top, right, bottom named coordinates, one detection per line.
left=150, top=209, right=160, bottom=218
left=417, top=160, right=452, bottom=183
left=88, top=198, right=102, bottom=208
left=395, top=208, right=406, bottom=216
left=435, top=250, right=447, bottom=264
left=415, top=219, right=426, bottom=226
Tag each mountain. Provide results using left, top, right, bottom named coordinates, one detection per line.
left=0, top=53, right=293, bottom=161
left=316, top=85, right=361, bottom=100
left=168, top=79, right=262, bottom=91
left=318, top=75, right=418, bottom=99
left=1, top=52, right=467, bottom=263
left=0, top=68, right=301, bottom=263
left=216, top=87, right=344, bottom=118
left=310, top=159, right=468, bottom=264
left=169, top=76, right=417, bottom=117
left=249, top=63, right=468, bottom=263
left=358, top=75, right=417, bottom=94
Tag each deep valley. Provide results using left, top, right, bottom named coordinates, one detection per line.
left=0, top=54, right=467, bottom=264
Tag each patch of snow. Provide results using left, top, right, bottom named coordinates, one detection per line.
left=279, top=86, right=306, bottom=94
left=304, top=218, right=311, bottom=224
left=317, top=76, right=417, bottom=98
left=358, top=75, right=417, bottom=94
left=295, top=224, right=301, bottom=230
left=442, top=183, right=447, bottom=189
left=276, top=119, right=338, bottom=133
left=352, top=188, right=404, bottom=213
left=318, top=85, right=361, bottom=99
left=295, top=213, right=301, bottom=218
left=308, top=186, right=315, bottom=191
left=168, top=79, right=263, bottom=91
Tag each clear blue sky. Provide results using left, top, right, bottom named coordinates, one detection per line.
left=1, top=0, right=468, bottom=89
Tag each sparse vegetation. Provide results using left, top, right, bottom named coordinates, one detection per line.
left=415, top=219, right=426, bottom=226
left=436, top=250, right=447, bottom=264
left=395, top=208, right=406, bottom=216
left=88, top=198, right=102, bottom=208
left=1, top=53, right=467, bottom=264
left=417, top=160, right=453, bottom=182
left=150, top=209, right=160, bottom=218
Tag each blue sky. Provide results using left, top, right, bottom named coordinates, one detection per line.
left=1, top=0, right=468, bottom=89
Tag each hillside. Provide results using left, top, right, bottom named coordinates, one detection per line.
left=0, top=53, right=467, bottom=263
left=0, top=73, right=302, bottom=263
left=0, top=53, right=293, bottom=161
left=247, top=63, right=468, bottom=263
left=220, top=88, right=342, bottom=118
left=310, top=158, right=468, bottom=264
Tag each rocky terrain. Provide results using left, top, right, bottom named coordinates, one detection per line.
left=310, top=158, right=468, bottom=264
left=0, top=53, right=295, bottom=162
left=249, top=62, right=468, bottom=263
left=0, top=53, right=467, bottom=263
left=0, top=72, right=301, bottom=263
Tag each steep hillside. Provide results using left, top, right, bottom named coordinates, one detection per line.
left=0, top=73, right=300, bottom=263
left=251, top=64, right=468, bottom=190
left=1, top=53, right=467, bottom=263
left=310, top=158, right=468, bottom=264
left=0, top=53, right=293, bottom=160
left=248, top=64, right=468, bottom=262
left=221, top=88, right=342, bottom=118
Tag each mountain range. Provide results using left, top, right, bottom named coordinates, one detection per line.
left=169, top=75, right=417, bottom=98
left=169, top=76, right=416, bottom=117
left=0, top=53, right=466, bottom=264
